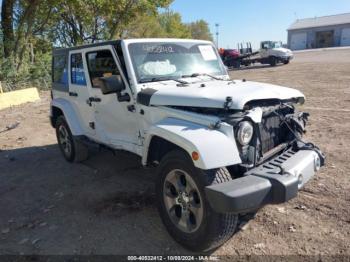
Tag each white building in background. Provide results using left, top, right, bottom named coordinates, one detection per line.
left=288, top=13, right=350, bottom=50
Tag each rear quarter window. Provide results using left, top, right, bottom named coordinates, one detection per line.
left=53, top=55, right=68, bottom=85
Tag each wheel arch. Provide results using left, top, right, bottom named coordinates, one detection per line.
left=268, top=55, right=278, bottom=60
left=50, top=98, right=84, bottom=136
left=145, top=136, right=186, bottom=166
left=51, top=106, right=64, bottom=128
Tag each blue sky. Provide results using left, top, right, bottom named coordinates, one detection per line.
left=171, top=0, right=350, bottom=48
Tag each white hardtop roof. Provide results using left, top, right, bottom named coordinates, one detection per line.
left=288, top=13, right=350, bottom=30
left=122, top=38, right=213, bottom=45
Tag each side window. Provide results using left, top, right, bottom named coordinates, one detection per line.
left=86, top=50, right=120, bottom=88
left=71, top=53, right=86, bottom=85
left=53, top=55, right=68, bottom=85
left=262, top=43, right=269, bottom=49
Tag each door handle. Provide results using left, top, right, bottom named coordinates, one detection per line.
left=69, top=92, right=78, bottom=97
left=88, top=97, right=101, bottom=103
left=86, top=97, right=101, bottom=106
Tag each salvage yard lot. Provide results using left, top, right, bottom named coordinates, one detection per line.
left=0, top=48, right=349, bottom=256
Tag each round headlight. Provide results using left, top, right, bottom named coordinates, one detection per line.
left=237, top=121, right=254, bottom=146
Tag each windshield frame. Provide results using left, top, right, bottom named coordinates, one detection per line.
left=124, top=40, right=228, bottom=85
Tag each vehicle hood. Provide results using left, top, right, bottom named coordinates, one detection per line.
left=137, top=80, right=304, bottom=110
left=273, top=47, right=293, bottom=54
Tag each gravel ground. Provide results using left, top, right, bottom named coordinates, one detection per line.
left=0, top=48, right=349, bottom=257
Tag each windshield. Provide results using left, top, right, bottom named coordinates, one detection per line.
left=272, top=42, right=282, bottom=48
left=128, top=42, right=227, bottom=83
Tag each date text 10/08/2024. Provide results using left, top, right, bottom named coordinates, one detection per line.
left=127, top=256, right=219, bottom=261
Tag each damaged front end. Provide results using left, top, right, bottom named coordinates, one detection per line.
left=224, top=100, right=324, bottom=167
left=205, top=100, right=325, bottom=214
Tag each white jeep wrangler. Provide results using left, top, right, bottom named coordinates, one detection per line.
left=50, top=39, right=324, bottom=251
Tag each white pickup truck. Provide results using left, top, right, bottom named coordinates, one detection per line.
left=260, top=41, right=294, bottom=66
left=50, top=38, right=324, bottom=251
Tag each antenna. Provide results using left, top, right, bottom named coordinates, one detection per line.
left=294, top=12, right=298, bottom=20
left=215, top=23, right=220, bottom=48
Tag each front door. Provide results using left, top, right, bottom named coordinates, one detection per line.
left=260, top=42, right=270, bottom=58
left=68, top=51, right=95, bottom=136
left=84, top=46, right=139, bottom=152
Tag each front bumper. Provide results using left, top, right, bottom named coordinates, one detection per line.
left=205, top=148, right=324, bottom=214
left=280, top=54, right=294, bottom=61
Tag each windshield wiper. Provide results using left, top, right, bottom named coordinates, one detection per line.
left=139, top=76, right=189, bottom=84
left=182, top=73, right=224, bottom=81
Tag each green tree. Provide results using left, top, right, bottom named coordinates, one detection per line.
left=1, top=0, right=15, bottom=58
left=124, top=10, right=193, bottom=39
left=158, top=11, right=191, bottom=38
left=187, top=20, right=213, bottom=41
left=105, top=0, right=173, bottom=39
left=124, top=14, right=166, bottom=38
left=0, top=0, right=212, bottom=90
left=49, top=0, right=172, bottom=46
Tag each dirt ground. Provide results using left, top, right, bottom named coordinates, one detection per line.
left=0, top=48, right=349, bottom=257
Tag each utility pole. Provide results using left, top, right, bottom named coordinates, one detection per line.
left=215, top=23, right=220, bottom=48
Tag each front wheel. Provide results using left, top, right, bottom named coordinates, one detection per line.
left=156, top=150, right=238, bottom=252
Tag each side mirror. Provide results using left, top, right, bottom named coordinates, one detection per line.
left=99, top=75, right=125, bottom=95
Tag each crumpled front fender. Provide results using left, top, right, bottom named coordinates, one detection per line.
left=142, top=118, right=242, bottom=170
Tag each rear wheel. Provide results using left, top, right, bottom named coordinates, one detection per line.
left=55, top=116, right=88, bottom=162
left=156, top=150, right=238, bottom=252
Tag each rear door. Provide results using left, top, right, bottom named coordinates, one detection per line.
left=68, top=51, right=95, bottom=136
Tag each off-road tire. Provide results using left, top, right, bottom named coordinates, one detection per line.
left=269, top=56, right=277, bottom=66
left=156, top=150, right=238, bottom=252
left=55, top=116, right=89, bottom=163
left=283, top=60, right=290, bottom=65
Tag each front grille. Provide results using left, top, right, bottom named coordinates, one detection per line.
left=259, top=113, right=288, bottom=154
